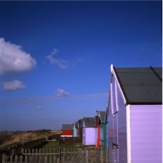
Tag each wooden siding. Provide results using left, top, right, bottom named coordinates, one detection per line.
left=108, top=75, right=127, bottom=163
left=117, top=90, right=127, bottom=163
left=130, top=105, right=162, bottom=163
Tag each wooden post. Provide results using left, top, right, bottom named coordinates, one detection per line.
left=44, top=156, right=47, bottom=163
left=25, top=155, right=28, bottom=163
left=39, top=155, right=42, bottom=163
left=10, top=155, right=13, bottom=163
left=49, top=155, right=52, bottom=163
left=19, top=155, right=23, bottom=163
left=57, top=157, right=59, bottom=163
left=21, top=148, right=23, bottom=154
left=29, top=155, right=33, bottom=163
left=59, top=147, right=61, bottom=162
left=100, top=150, right=103, bottom=163
left=2, top=154, right=5, bottom=163
left=62, top=147, right=65, bottom=162
left=12, top=149, right=14, bottom=155
left=85, top=150, right=88, bottom=163
left=15, top=155, right=18, bottom=163
left=105, top=150, right=109, bottom=163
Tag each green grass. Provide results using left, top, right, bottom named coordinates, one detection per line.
left=41, top=141, right=59, bottom=148
left=41, top=141, right=95, bottom=152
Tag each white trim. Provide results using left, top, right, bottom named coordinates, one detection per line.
left=115, top=79, right=119, bottom=112
left=126, top=105, right=132, bottom=163
left=110, top=64, right=127, bottom=105
left=61, top=135, right=73, bottom=137
left=110, top=83, right=114, bottom=115
left=110, top=64, right=114, bottom=74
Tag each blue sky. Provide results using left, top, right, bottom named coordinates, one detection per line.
left=0, top=1, right=161, bottom=131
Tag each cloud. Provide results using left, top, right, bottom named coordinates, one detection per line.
left=0, top=38, right=36, bottom=75
left=56, top=88, right=69, bottom=97
left=3, top=80, right=26, bottom=90
left=46, top=48, right=68, bottom=69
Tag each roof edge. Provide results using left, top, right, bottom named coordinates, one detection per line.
left=128, top=102, right=162, bottom=105
left=110, top=64, right=128, bottom=105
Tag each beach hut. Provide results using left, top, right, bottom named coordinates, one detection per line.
left=73, top=121, right=78, bottom=137
left=107, top=65, right=162, bottom=163
left=61, top=124, right=73, bottom=137
left=82, top=117, right=96, bottom=145
left=96, top=111, right=107, bottom=149
left=78, top=119, right=83, bottom=139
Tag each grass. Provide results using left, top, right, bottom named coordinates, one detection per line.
left=41, top=141, right=77, bottom=151
left=42, top=141, right=59, bottom=148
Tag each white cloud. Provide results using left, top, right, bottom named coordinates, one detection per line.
left=56, top=88, right=69, bottom=97
left=46, top=48, right=68, bottom=69
left=0, top=38, right=36, bottom=74
left=3, top=80, right=26, bottom=90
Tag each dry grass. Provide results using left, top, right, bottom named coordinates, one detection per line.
left=0, top=130, right=62, bottom=147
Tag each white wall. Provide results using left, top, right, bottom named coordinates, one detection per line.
left=130, top=105, right=162, bottom=163
left=83, top=128, right=96, bottom=145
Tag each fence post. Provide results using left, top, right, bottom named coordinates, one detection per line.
left=62, top=147, right=65, bottom=162
left=21, top=148, right=23, bottom=154
left=2, top=154, right=6, bottom=163
left=25, top=155, right=28, bottom=163
left=10, top=155, right=13, bottom=163
left=105, top=150, right=109, bottom=163
left=19, top=155, right=23, bottom=163
left=14, top=155, right=18, bottom=163
left=100, top=150, right=103, bottom=163
left=49, top=155, right=52, bottom=163
left=44, top=156, right=47, bottom=163
left=57, top=157, right=60, bottom=163
left=59, top=147, right=61, bottom=162
left=12, top=149, right=14, bottom=155
left=85, top=150, right=88, bottom=163
left=38, top=155, right=42, bottom=163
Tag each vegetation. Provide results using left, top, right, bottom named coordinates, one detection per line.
left=0, top=130, right=61, bottom=147
left=42, top=141, right=59, bottom=148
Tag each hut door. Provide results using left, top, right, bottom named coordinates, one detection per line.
left=113, top=112, right=119, bottom=162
